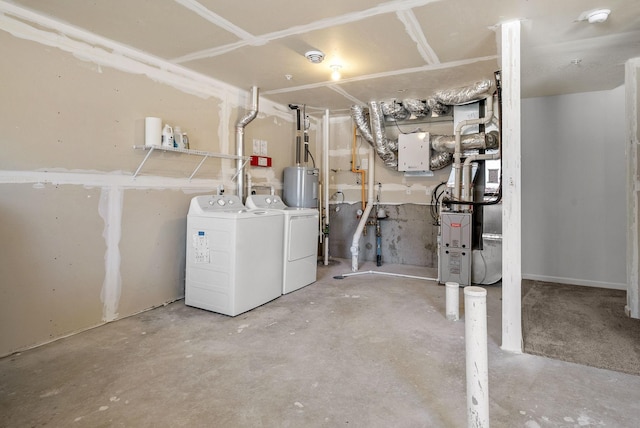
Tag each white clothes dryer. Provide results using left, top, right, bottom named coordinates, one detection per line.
left=185, top=195, right=283, bottom=316
left=246, top=195, right=318, bottom=294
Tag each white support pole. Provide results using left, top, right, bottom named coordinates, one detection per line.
left=625, top=58, right=640, bottom=318
left=323, top=109, right=331, bottom=266
left=445, top=282, right=460, bottom=321
left=500, top=20, right=523, bottom=353
left=464, top=286, right=489, bottom=428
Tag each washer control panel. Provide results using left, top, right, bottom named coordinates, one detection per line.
left=193, top=195, right=246, bottom=212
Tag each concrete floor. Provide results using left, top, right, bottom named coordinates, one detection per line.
left=1, top=259, right=639, bottom=427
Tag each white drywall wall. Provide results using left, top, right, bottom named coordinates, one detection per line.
left=522, top=87, right=627, bottom=289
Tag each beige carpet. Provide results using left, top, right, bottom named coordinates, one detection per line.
left=522, top=280, right=640, bottom=376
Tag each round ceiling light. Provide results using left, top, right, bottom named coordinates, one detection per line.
left=304, top=50, right=325, bottom=64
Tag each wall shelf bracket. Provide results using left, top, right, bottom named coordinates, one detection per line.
left=132, top=145, right=249, bottom=180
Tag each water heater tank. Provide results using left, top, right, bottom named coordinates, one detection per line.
left=283, top=166, right=319, bottom=208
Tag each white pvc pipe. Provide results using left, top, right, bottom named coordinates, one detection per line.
left=445, top=281, right=460, bottom=321
left=462, top=96, right=496, bottom=202
left=323, top=109, right=330, bottom=266
left=464, top=286, right=489, bottom=428
left=337, top=270, right=437, bottom=282
left=350, top=146, right=376, bottom=272
left=453, top=95, right=494, bottom=204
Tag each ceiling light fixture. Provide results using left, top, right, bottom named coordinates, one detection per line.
left=330, top=64, right=342, bottom=81
left=304, top=50, right=325, bottom=64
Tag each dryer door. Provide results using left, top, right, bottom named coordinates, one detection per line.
left=288, top=215, right=318, bottom=261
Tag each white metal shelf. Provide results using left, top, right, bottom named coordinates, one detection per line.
left=132, top=145, right=249, bottom=180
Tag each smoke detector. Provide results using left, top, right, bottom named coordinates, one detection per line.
left=577, top=8, right=611, bottom=24
left=304, top=50, right=325, bottom=64
left=587, top=9, right=610, bottom=23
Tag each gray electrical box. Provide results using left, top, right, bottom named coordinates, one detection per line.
left=439, top=212, right=472, bottom=285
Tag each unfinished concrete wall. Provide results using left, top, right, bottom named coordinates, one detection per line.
left=0, top=25, right=294, bottom=355
left=328, top=203, right=438, bottom=267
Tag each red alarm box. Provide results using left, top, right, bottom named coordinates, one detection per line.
left=250, top=156, right=272, bottom=167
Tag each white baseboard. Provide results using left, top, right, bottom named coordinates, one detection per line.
left=521, top=274, right=626, bottom=291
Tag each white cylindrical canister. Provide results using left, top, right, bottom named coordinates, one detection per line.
left=145, top=117, right=162, bottom=147
left=445, top=281, right=459, bottom=321
left=464, top=286, right=489, bottom=428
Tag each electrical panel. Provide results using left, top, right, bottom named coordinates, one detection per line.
left=439, top=212, right=472, bottom=285
left=398, top=132, right=430, bottom=172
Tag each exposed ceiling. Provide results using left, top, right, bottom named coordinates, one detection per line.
left=4, top=0, right=640, bottom=112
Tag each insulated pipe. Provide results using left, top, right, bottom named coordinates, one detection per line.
left=350, top=105, right=375, bottom=144
left=453, top=95, right=494, bottom=204
left=368, top=101, right=398, bottom=168
left=350, top=146, right=376, bottom=272
left=236, top=86, right=259, bottom=202
left=464, top=286, right=490, bottom=428
left=431, top=132, right=498, bottom=153
left=323, top=109, right=330, bottom=266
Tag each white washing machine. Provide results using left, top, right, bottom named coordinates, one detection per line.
left=246, top=195, right=318, bottom=294
left=185, top=195, right=283, bottom=316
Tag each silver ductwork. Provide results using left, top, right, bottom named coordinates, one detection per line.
left=431, top=130, right=499, bottom=153
left=369, top=101, right=398, bottom=168
left=402, top=98, right=430, bottom=118
left=350, top=103, right=496, bottom=171
left=351, top=105, right=375, bottom=145
left=380, top=100, right=410, bottom=121
left=427, top=98, right=451, bottom=116
left=432, top=79, right=495, bottom=106
left=349, top=79, right=498, bottom=173
left=430, top=152, right=453, bottom=170
left=236, top=86, right=258, bottom=202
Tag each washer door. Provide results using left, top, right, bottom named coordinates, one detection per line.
left=288, top=215, right=318, bottom=261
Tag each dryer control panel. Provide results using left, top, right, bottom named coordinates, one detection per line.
left=245, top=195, right=287, bottom=210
